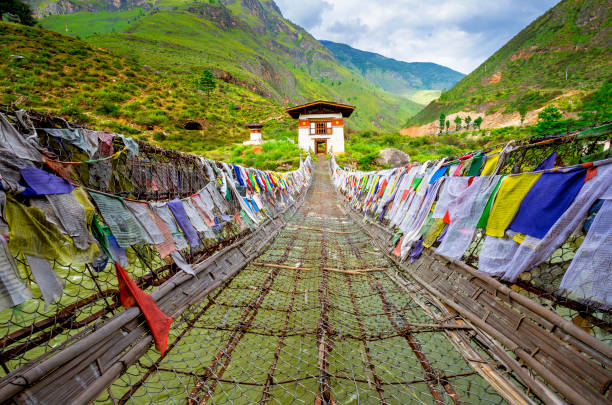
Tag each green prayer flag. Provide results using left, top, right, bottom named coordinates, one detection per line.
left=476, top=176, right=505, bottom=228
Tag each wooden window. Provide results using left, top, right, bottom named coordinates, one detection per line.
left=310, top=120, right=331, bottom=135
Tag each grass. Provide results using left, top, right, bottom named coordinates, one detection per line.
left=405, top=90, right=441, bottom=105
left=40, top=9, right=148, bottom=38
left=337, top=126, right=534, bottom=170
left=0, top=21, right=287, bottom=162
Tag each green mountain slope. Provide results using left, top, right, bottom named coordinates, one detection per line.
left=0, top=21, right=283, bottom=153
left=320, top=40, right=465, bottom=102
left=407, top=0, right=612, bottom=127
left=27, top=0, right=422, bottom=131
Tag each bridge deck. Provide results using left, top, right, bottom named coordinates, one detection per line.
left=110, top=159, right=509, bottom=404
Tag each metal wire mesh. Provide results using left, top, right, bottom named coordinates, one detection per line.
left=0, top=110, right=248, bottom=378
left=103, top=159, right=518, bottom=404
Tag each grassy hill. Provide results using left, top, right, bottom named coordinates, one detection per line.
left=320, top=40, right=464, bottom=104
left=407, top=0, right=612, bottom=127
left=0, top=21, right=284, bottom=152
left=27, top=0, right=422, bottom=132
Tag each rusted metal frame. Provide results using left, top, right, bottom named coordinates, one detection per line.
left=334, top=214, right=388, bottom=404
left=509, top=279, right=612, bottom=334
left=161, top=367, right=477, bottom=387
left=0, top=215, right=289, bottom=403
left=345, top=273, right=388, bottom=404
left=367, top=275, right=450, bottom=405
left=403, top=263, right=601, bottom=405
left=0, top=303, right=120, bottom=362
left=316, top=225, right=335, bottom=405
left=0, top=235, right=247, bottom=367
left=86, top=263, right=116, bottom=317
left=340, top=216, right=459, bottom=405
left=436, top=249, right=612, bottom=345
left=260, top=233, right=307, bottom=403
left=348, top=197, right=611, bottom=404
left=187, top=229, right=299, bottom=404
left=445, top=277, right=612, bottom=401
left=0, top=266, right=176, bottom=364
left=117, top=283, right=231, bottom=404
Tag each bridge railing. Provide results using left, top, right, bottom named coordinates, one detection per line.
left=329, top=123, right=612, bottom=404
left=0, top=108, right=314, bottom=403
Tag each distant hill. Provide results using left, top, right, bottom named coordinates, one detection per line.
left=22, top=0, right=422, bottom=132
left=406, top=0, right=612, bottom=128
left=320, top=40, right=464, bottom=103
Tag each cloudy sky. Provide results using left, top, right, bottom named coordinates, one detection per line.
left=274, top=0, right=559, bottom=74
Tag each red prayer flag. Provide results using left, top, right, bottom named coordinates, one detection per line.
left=443, top=210, right=451, bottom=224
left=392, top=235, right=404, bottom=257
left=115, top=262, right=173, bottom=355
left=585, top=166, right=597, bottom=182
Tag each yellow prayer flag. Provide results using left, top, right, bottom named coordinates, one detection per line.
left=485, top=173, right=542, bottom=237
left=481, top=147, right=503, bottom=176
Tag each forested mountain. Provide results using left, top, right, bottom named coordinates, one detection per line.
left=321, top=40, right=464, bottom=104
left=21, top=0, right=425, bottom=132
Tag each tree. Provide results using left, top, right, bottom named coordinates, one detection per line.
left=538, top=105, right=562, bottom=122
left=197, top=69, right=216, bottom=94
left=438, top=113, right=446, bottom=134
left=445, top=120, right=450, bottom=133
left=579, top=79, right=612, bottom=125
left=453, top=116, right=462, bottom=131
left=518, top=105, right=528, bottom=126
left=535, top=105, right=563, bottom=134
left=0, top=0, right=37, bottom=26
left=473, top=116, right=483, bottom=130
left=464, top=115, right=472, bottom=130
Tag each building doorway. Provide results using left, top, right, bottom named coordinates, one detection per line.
left=315, top=140, right=327, bottom=154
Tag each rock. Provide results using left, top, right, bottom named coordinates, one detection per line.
left=375, top=148, right=410, bottom=167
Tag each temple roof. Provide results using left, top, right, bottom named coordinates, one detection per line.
left=286, top=100, right=355, bottom=119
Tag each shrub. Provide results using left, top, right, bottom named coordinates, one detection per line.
left=95, top=101, right=121, bottom=117
left=153, top=131, right=167, bottom=141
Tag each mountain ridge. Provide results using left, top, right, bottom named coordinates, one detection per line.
left=405, top=0, right=612, bottom=130
left=320, top=39, right=465, bottom=100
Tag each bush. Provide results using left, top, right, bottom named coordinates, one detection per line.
left=95, top=101, right=121, bottom=117
left=153, top=131, right=167, bottom=141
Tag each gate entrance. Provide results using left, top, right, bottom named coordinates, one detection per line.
left=315, top=139, right=327, bottom=154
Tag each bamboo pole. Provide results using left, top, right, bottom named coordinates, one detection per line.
left=0, top=212, right=297, bottom=402
left=290, top=225, right=361, bottom=234
left=434, top=252, right=612, bottom=361
left=384, top=269, right=537, bottom=405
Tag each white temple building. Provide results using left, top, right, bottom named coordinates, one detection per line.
left=286, top=100, right=355, bottom=154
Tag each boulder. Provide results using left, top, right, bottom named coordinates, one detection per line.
left=375, top=148, right=410, bottom=167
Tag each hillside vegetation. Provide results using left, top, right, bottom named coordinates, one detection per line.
left=407, top=0, right=612, bottom=127
left=0, top=21, right=283, bottom=154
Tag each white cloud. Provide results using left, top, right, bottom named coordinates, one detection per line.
left=275, top=0, right=558, bottom=73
